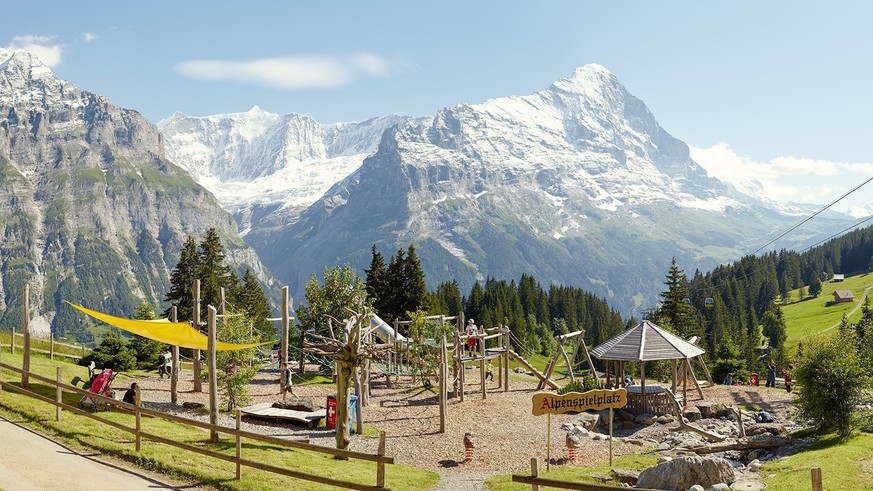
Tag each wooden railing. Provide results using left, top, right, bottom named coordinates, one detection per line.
left=1, top=331, right=89, bottom=360
left=0, top=358, right=393, bottom=490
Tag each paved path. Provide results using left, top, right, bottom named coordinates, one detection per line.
left=0, top=417, right=201, bottom=491
left=816, top=284, right=873, bottom=336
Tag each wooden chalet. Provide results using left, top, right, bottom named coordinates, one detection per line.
left=833, top=289, right=854, bottom=303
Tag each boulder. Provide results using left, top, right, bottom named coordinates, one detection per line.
left=611, top=468, right=639, bottom=485
left=617, top=408, right=635, bottom=421
left=657, top=414, right=674, bottom=424
left=695, top=401, right=727, bottom=419
left=577, top=411, right=601, bottom=430
left=636, top=456, right=736, bottom=491
left=634, top=413, right=657, bottom=426
left=182, top=402, right=205, bottom=410
left=747, top=423, right=785, bottom=436
left=684, top=406, right=702, bottom=422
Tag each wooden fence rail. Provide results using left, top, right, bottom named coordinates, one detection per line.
left=2, top=331, right=89, bottom=360
left=0, top=359, right=392, bottom=490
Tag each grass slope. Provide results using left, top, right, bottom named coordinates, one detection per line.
left=0, top=350, right=438, bottom=491
left=782, top=271, right=873, bottom=350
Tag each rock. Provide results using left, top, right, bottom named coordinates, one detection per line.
left=634, top=413, right=657, bottom=426
left=747, top=423, right=785, bottom=435
left=622, top=420, right=634, bottom=430
left=577, top=411, right=601, bottom=430
left=657, top=456, right=673, bottom=464
left=182, top=402, right=205, bottom=410
left=514, top=367, right=527, bottom=374
left=657, top=414, right=674, bottom=424
left=636, top=456, right=736, bottom=491
left=712, top=484, right=730, bottom=491
left=684, top=406, right=702, bottom=422
left=695, top=401, right=726, bottom=419
left=688, top=485, right=705, bottom=491
left=747, top=449, right=765, bottom=461
left=617, top=408, right=635, bottom=421
left=272, top=398, right=319, bottom=412
left=611, top=468, right=639, bottom=485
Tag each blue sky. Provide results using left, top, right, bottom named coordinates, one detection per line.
left=6, top=1, right=873, bottom=213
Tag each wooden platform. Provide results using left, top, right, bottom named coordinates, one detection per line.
left=240, top=402, right=327, bottom=428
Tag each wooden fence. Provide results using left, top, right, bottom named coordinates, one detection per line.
left=0, top=357, right=393, bottom=490
left=513, top=458, right=826, bottom=491
left=2, top=331, right=88, bottom=360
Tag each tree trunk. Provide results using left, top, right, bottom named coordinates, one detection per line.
left=335, top=361, right=353, bottom=452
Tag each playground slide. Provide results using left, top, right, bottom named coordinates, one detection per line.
left=370, top=314, right=406, bottom=342
left=507, top=348, right=559, bottom=389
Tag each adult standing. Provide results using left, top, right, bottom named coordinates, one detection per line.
left=280, top=361, right=296, bottom=399
left=158, top=353, right=167, bottom=378
left=765, top=360, right=777, bottom=388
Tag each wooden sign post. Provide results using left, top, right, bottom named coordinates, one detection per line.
left=531, top=389, right=628, bottom=468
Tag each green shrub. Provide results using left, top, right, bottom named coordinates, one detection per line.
left=558, top=371, right=600, bottom=394
left=78, top=330, right=137, bottom=373
left=794, top=331, right=870, bottom=437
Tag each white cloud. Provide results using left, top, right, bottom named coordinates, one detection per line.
left=175, top=52, right=392, bottom=90
left=83, top=32, right=97, bottom=43
left=5, top=35, right=63, bottom=67
left=691, top=143, right=873, bottom=207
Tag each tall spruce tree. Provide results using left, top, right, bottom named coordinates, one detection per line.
left=163, top=236, right=199, bottom=320
left=656, top=258, right=698, bottom=337
left=197, top=227, right=234, bottom=318
left=236, top=269, right=274, bottom=341
left=364, top=245, right=389, bottom=317
left=401, top=245, right=428, bottom=316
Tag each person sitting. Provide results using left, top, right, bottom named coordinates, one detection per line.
left=122, top=382, right=140, bottom=407
left=754, top=410, right=775, bottom=423
left=723, top=373, right=733, bottom=385
left=623, top=374, right=635, bottom=386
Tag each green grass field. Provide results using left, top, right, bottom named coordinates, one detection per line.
left=0, top=349, right=438, bottom=491
left=782, top=271, right=873, bottom=350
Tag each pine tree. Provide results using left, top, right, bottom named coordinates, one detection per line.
left=163, top=236, right=199, bottom=320
left=197, top=227, right=234, bottom=318
left=237, top=269, right=274, bottom=341
left=401, top=245, right=427, bottom=316
left=656, top=258, right=697, bottom=337
left=364, top=245, right=388, bottom=317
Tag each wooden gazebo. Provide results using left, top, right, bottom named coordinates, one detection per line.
left=590, top=320, right=707, bottom=414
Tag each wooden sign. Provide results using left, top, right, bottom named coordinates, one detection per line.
left=531, top=389, right=627, bottom=416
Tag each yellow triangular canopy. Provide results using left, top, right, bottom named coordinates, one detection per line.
left=67, top=302, right=273, bottom=351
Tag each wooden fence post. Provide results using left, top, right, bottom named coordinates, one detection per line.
left=0, top=347, right=3, bottom=392
left=377, top=431, right=386, bottom=488
left=135, top=395, right=142, bottom=451
left=22, top=284, right=30, bottom=388
left=811, top=468, right=823, bottom=491
left=207, top=305, right=218, bottom=442
left=530, top=457, right=539, bottom=491
left=171, top=307, right=179, bottom=405
left=236, top=409, right=242, bottom=480
left=193, top=279, right=202, bottom=393
left=50, top=333, right=54, bottom=360
left=56, top=367, right=63, bottom=422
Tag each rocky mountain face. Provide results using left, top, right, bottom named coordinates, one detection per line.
left=0, top=48, right=272, bottom=341
left=228, top=65, right=854, bottom=314
left=158, top=108, right=412, bottom=234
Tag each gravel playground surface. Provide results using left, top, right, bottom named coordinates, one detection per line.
left=129, top=367, right=797, bottom=490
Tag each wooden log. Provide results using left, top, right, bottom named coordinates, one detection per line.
left=683, top=435, right=793, bottom=454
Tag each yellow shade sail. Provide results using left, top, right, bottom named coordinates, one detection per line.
left=67, top=302, right=273, bottom=351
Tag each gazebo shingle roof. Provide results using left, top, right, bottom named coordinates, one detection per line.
left=590, top=320, right=704, bottom=361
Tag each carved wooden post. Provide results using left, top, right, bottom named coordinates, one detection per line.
left=56, top=367, right=62, bottom=422
left=22, top=284, right=30, bottom=388
left=208, top=305, right=218, bottom=442
left=170, top=307, right=179, bottom=405
left=281, top=286, right=289, bottom=370
left=335, top=359, right=353, bottom=451
left=193, top=279, right=202, bottom=393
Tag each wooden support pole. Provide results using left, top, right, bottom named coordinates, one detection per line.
left=281, top=286, right=289, bottom=370
left=193, top=279, right=202, bottom=393
left=135, top=384, right=142, bottom=451
left=56, top=367, right=62, bottom=422
left=480, top=333, right=486, bottom=400
left=22, top=284, right=30, bottom=388
left=641, top=361, right=647, bottom=414
left=377, top=431, right=387, bottom=488
left=236, top=409, right=242, bottom=480
left=208, top=305, right=219, bottom=442
left=811, top=468, right=823, bottom=491
left=0, top=347, right=3, bottom=391
left=439, top=333, right=447, bottom=433
left=671, top=359, right=678, bottom=394
left=50, top=334, right=54, bottom=360
left=170, top=307, right=179, bottom=405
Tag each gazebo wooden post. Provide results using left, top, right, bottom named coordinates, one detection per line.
left=683, top=359, right=688, bottom=404
left=671, top=359, right=678, bottom=394
left=640, top=361, right=647, bottom=414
